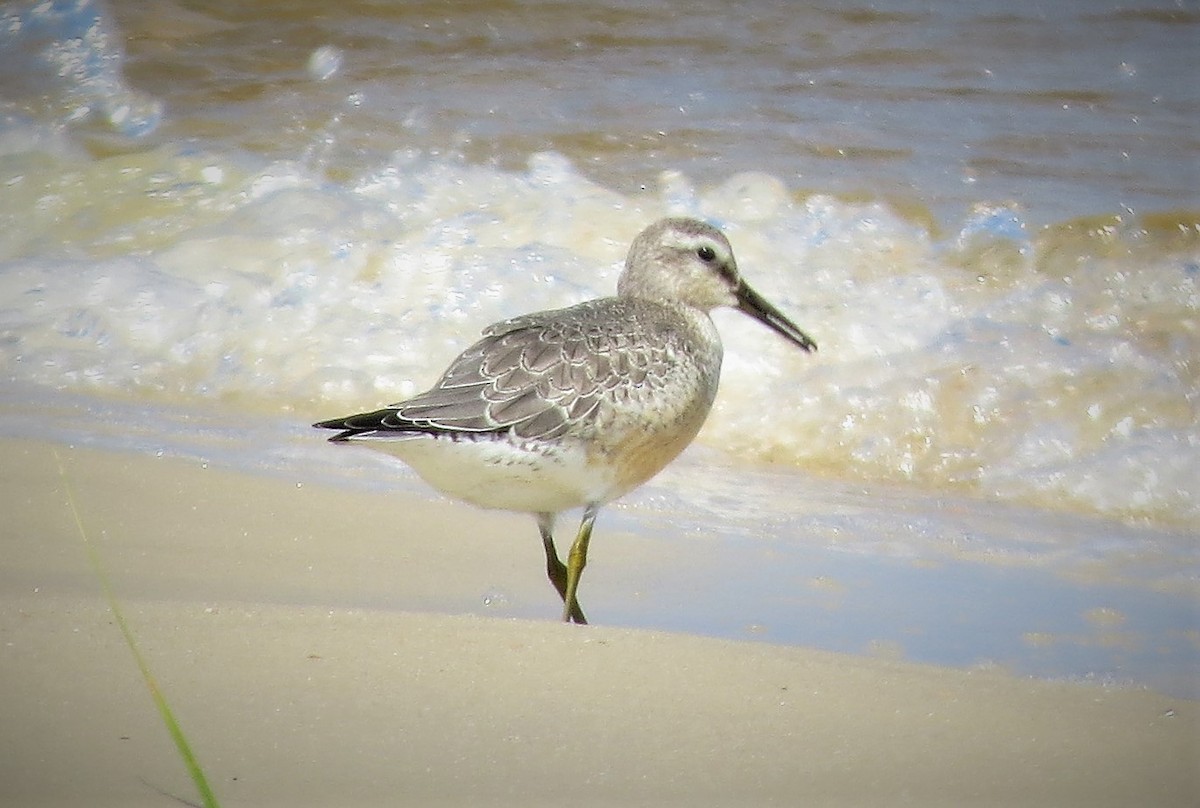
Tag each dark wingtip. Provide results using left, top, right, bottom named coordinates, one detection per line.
left=313, top=417, right=362, bottom=441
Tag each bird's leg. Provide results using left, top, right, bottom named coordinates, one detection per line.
left=537, top=513, right=587, bottom=624
left=536, top=513, right=570, bottom=600
left=562, top=505, right=598, bottom=624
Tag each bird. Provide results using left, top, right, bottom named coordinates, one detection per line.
left=314, top=217, right=816, bottom=624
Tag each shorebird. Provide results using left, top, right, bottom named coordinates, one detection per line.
left=314, top=217, right=816, bottom=624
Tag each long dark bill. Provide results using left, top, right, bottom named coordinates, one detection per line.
left=735, top=281, right=817, bottom=352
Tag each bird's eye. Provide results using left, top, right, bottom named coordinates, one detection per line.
left=697, top=245, right=716, bottom=262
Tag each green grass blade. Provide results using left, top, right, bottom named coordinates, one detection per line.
left=55, top=449, right=222, bottom=808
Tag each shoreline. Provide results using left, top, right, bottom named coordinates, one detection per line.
left=1, top=437, right=1197, bottom=805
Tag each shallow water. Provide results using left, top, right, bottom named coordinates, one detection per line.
left=1, top=0, right=1197, bottom=694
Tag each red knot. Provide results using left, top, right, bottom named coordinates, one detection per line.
left=315, top=217, right=816, bottom=623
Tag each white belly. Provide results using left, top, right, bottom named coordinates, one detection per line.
left=351, top=433, right=620, bottom=514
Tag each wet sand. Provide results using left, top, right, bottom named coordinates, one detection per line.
left=1, top=438, right=1196, bottom=807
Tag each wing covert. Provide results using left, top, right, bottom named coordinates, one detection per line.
left=316, top=298, right=703, bottom=443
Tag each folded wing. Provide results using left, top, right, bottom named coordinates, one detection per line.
left=314, top=299, right=669, bottom=442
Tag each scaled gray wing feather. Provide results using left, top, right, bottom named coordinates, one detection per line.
left=364, top=298, right=683, bottom=441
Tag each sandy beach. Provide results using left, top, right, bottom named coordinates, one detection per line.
left=3, top=3, right=1198, bottom=805
left=0, top=437, right=1195, bottom=807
